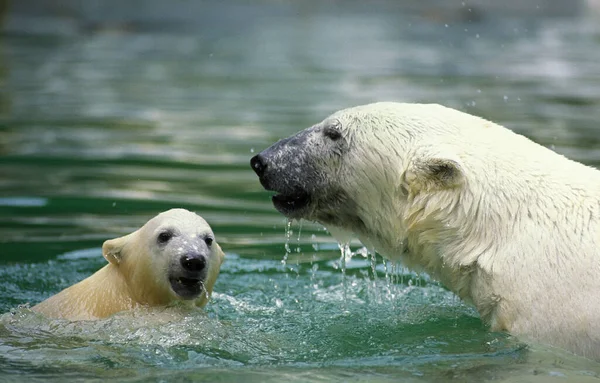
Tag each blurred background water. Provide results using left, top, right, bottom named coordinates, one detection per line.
left=1, top=1, right=600, bottom=382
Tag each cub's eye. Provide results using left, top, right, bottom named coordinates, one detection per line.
left=204, top=237, right=213, bottom=246
left=157, top=230, right=173, bottom=244
left=323, top=126, right=342, bottom=141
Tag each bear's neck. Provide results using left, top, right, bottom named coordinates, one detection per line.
left=339, top=191, right=479, bottom=303
left=39, top=265, right=137, bottom=320
left=82, top=265, right=138, bottom=314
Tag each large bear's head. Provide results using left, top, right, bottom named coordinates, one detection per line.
left=101, top=208, right=225, bottom=307
left=251, top=102, right=471, bottom=254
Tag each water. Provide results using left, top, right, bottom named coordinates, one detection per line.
left=2, top=2, right=600, bottom=381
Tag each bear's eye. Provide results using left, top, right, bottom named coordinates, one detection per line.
left=204, top=237, right=213, bottom=246
left=323, top=126, right=342, bottom=141
left=157, top=230, right=174, bottom=244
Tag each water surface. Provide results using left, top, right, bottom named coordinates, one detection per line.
left=2, top=2, right=600, bottom=382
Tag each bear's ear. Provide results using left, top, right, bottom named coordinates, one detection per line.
left=102, top=232, right=134, bottom=266
left=403, top=156, right=464, bottom=193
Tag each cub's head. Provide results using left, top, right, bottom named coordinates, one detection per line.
left=101, top=208, right=225, bottom=307
left=251, top=102, right=466, bottom=249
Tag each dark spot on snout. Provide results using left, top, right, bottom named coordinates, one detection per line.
left=181, top=255, right=206, bottom=272
left=250, top=129, right=324, bottom=218
left=250, top=154, right=267, bottom=177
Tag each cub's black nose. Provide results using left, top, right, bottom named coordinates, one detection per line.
left=181, top=255, right=206, bottom=272
left=250, top=154, right=267, bottom=177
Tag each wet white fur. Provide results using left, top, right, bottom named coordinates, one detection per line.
left=33, top=209, right=225, bottom=321
left=322, top=102, right=600, bottom=359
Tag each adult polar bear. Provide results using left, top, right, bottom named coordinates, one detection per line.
left=251, top=102, right=600, bottom=360
left=33, top=209, right=225, bottom=320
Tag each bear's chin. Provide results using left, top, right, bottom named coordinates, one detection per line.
left=169, top=276, right=204, bottom=300
left=272, top=192, right=311, bottom=218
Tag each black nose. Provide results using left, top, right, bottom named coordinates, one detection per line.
left=250, top=154, right=267, bottom=177
left=181, top=255, right=206, bottom=272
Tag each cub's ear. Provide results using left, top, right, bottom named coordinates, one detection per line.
left=403, top=156, right=464, bottom=194
left=102, top=232, right=135, bottom=266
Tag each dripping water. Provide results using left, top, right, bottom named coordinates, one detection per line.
left=369, top=248, right=380, bottom=302
left=282, top=219, right=293, bottom=265
left=337, top=242, right=351, bottom=308
left=310, top=234, right=319, bottom=288
left=202, top=284, right=217, bottom=320
left=383, top=259, right=391, bottom=301
left=296, top=220, right=303, bottom=253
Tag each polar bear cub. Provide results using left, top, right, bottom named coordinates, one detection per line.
left=33, top=208, right=225, bottom=321
left=251, top=102, right=600, bottom=360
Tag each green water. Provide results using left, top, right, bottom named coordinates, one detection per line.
left=2, top=2, right=600, bottom=382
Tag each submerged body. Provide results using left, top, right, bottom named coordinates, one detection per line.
left=251, top=102, right=600, bottom=359
left=33, top=208, right=225, bottom=321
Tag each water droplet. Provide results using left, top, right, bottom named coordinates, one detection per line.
left=356, top=247, right=368, bottom=258
left=250, top=148, right=255, bottom=153
left=503, top=95, right=508, bottom=101
left=311, top=234, right=319, bottom=251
